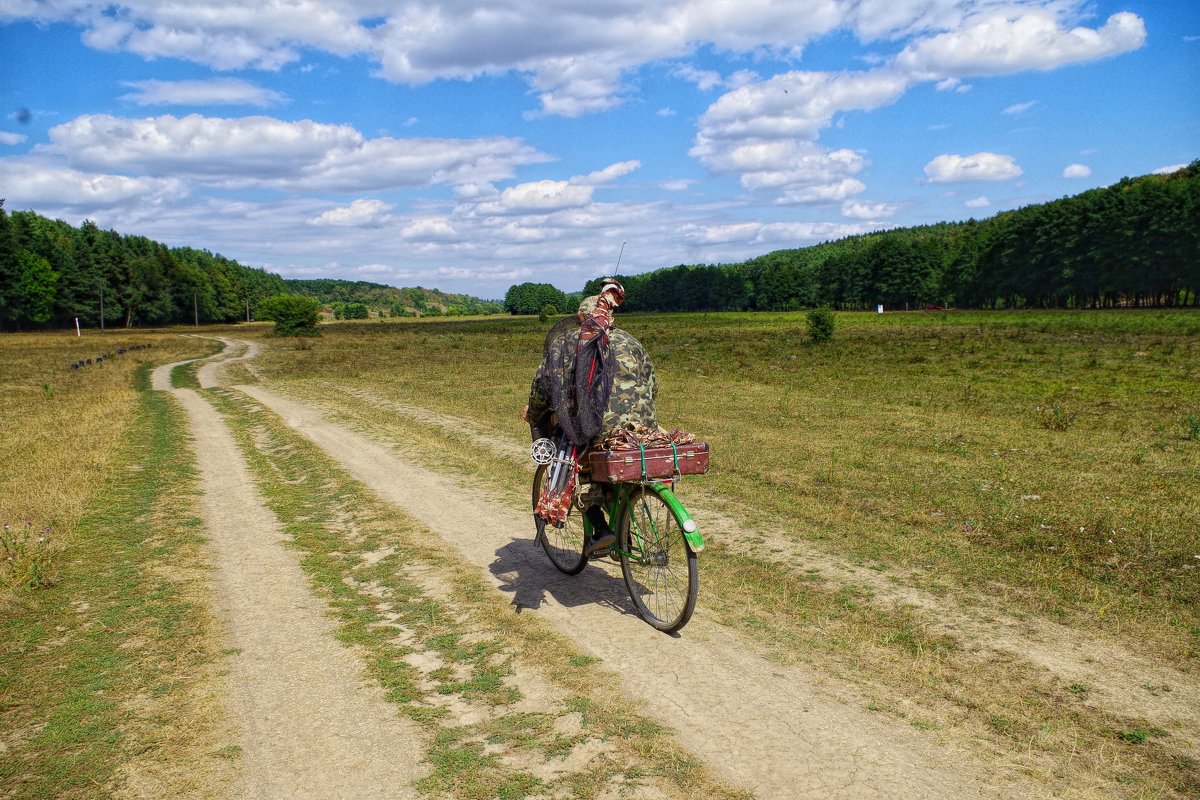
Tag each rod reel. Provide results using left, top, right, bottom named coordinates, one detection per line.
left=530, top=437, right=555, bottom=464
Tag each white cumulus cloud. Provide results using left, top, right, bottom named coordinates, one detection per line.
left=842, top=199, right=898, bottom=219
left=895, top=11, right=1146, bottom=80
left=120, top=78, right=287, bottom=107
left=965, top=196, right=991, bottom=208
left=42, top=114, right=550, bottom=192
left=690, top=68, right=905, bottom=204
left=309, top=198, right=393, bottom=227
left=401, top=216, right=458, bottom=241
left=1153, top=163, right=1188, bottom=175
left=574, top=161, right=641, bottom=186
left=924, top=152, right=1022, bottom=183
left=0, top=2, right=1148, bottom=121
left=692, top=137, right=868, bottom=201
left=695, top=69, right=909, bottom=143
left=493, top=180, right=594, bottom=213
left=0, top=131, right=28, bottom=145
left=1062, top=163, right=1091, bottom=178
left=0, top=157, right=187, bottom=210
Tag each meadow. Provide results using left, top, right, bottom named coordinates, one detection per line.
left=0, top=331, right=236, bottom=798
left=245, top=307, right=1199, bottom=798
left=2, top=308, right=1198, bottom=798
left=254, top=309, right=1200, bottom=642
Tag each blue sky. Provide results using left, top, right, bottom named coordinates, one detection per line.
left=1, top=1, right=1196, bottom=299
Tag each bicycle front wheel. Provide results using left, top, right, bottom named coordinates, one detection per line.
left=532, top=463, right=587, bottom=575
left=619, top=488, right=698, bottom=632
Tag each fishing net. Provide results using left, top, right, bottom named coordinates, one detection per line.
left=536, top=312, right=616, bottom=447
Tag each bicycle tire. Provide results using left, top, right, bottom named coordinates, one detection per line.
left=618, top=487, right=698, bottom=632
left=532, top=463, right=587, bottom=575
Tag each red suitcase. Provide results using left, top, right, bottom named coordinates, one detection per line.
left=588, top=442, right=710, bottom=483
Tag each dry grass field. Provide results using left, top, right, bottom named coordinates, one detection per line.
left=2, top=309, right=1198, bottom=799
left=241, top=308, right=1199, bottom=798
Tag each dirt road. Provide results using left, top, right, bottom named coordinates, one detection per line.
left=158, top=336, right=1023, bottom=799
left=152, top=351, right=425, bottom=799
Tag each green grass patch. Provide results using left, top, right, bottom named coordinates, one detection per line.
left=0, top=365, right=224, bottom=799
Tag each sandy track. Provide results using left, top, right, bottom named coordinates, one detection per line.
left=320, top=383, right=1200, bottom=739
left=196, top=337, right=261, bottom=389
left=151, top=355, right=424, bottom=799
left=234, top=377, right=1014, bottom=800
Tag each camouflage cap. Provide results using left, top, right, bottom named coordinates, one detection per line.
left=598, top=278, right=625, bottom=304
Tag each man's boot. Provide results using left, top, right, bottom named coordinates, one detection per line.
left=583, top=506, right=616, bottom=556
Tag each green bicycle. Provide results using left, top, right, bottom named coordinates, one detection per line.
left=532, top=452, right=704, bottom=633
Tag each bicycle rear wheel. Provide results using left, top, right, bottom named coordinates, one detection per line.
left=618, top=488, right=698, bottom=632
left=532, top=463, right=587, bottom=575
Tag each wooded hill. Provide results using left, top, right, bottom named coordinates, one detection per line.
left=283, top=279, right=503, bottom=318
left=3, top=162, right=1195, bottom=329
left=583, top=162, right=1199, bottom=312
left=0, top=209, right=501, bottom=330
left=0, top=206, right=287, bottom=330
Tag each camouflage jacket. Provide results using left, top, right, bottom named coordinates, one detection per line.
left=527, top=326, right=658, bottom=447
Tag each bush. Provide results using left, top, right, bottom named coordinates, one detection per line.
left=806, top=306, right=835, bottom=342
left=504, top=282, right=569, bottom=315
left=1, top=521, right=66, bottom=590
left=538, top=303, right=557, bottom=322
left=257, top=293, right=321, bottom=337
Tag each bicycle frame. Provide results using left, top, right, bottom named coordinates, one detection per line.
left=583, top=479, right=705, bottom=555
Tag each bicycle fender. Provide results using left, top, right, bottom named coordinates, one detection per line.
left=648, top=484, right=704, bottom=553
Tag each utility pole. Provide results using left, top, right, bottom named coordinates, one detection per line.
left=193, top=291, right=199, bottom=327
left=246, top=297, right=251, bottom=322
left=99, top=287, right=104, bottom=332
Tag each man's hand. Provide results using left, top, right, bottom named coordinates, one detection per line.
left=520, top=404, right=529, bottom=422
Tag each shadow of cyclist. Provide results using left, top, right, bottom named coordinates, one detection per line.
left=490, top=537, right=641, bottom=621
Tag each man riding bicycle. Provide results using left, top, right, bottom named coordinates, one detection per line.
left=521, top=278, right=658, bottom=556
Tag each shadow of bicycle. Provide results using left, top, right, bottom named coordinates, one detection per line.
left=490, top=532, right=642, bottom=622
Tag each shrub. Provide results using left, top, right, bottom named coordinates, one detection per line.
left=538, top=303, right=557, bottom=323
left=1182, top=412, right=1200, bottom=441
left=1036, top=403, right=1078, bottom=431
left=806, top=306, right=835, bottom=342
left=504, top=282, right=569, bottom=315
left=1, top=521, right=66, bottom=590
left=257, top=293, right=321, bottom=337
left=1119, top=729, right=1148, bottom=745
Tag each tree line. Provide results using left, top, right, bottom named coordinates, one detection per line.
left=576, top=162, right=1197, bottom=312
left=284, top=279, right=504, bottom=317
left=502, top=282, right=586, bottom=316
left=0, top=205, right=286, bottom=330
left=0, top=209, right=508, bottom=331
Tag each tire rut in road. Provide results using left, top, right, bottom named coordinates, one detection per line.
left=303, top=381, right=1200, bottom=746
left=235, top=381, right=1009, bottom=800
left=151, top=355, right=424, bottom=799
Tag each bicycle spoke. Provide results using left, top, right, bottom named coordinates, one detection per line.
left=620, top=487, right=697, bottom=631
left=532, top=464, right=587, bottom=575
